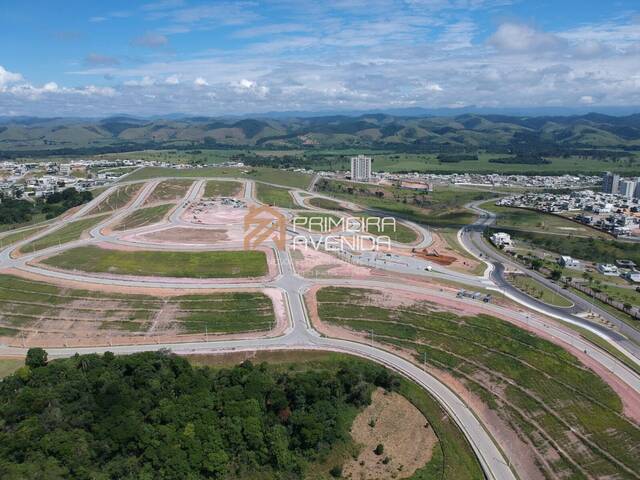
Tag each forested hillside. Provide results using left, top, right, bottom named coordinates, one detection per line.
left=2, top=113, right=640, bottom=156
left=0, top=350, right=399, bottom=480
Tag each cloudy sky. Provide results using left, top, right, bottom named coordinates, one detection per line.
left=1, top=0, right=639, bottom=116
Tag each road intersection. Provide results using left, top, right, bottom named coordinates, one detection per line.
left=1, top=176, right=639, bottom=480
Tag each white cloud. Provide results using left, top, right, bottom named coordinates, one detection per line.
left=488, top=22, right=566, bottom=52
left=193, top=77, right=209, bottom=86
left=0, top=66, right=23, bottom=88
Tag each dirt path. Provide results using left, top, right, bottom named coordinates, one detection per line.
left=343, top=388, right=437, bottom=480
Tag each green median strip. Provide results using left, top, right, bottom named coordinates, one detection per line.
left=21, top=215, right=109, bottom=253
left=113, top=203, right=173, bottom=231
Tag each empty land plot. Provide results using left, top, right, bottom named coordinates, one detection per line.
left=144, top=179, right=193, bottom=205
left=204, top=180, right=243, bottom=197
left=124, top=166, right=312, bottom=189
left=42, top=245, right=268, bottom=278
left=87, top=183, right=144, bottom=215
left=113, top=204, right=173, bottom=231
left=482, top=201, right=609, bottom=238
left=21, top=214, right=109, bottom=253
left=255, top=182, right=296, bottom=208
left=316, top=286, right=640, bottom=480
left=0, top=274, right=274, bottom=338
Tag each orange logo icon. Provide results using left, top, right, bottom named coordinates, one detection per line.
left=244, top=205, right=287, bottom=250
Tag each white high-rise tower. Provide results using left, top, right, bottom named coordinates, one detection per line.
left=350, top=154, right=372, bottom=182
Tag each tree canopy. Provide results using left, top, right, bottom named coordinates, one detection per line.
left=0, top=350, right=398, bottom=480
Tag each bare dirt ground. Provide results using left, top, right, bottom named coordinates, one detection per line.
left=292, top=247, right=379, bottom=279
left=343, top=388, right=437, bottom=480
left=183, top=200, right=247, bottom=225
left=417, top=231, right=482, bottom=273
left=306, top=284, right=640, bottom=479
left=133, top=227, right=231, bottom=244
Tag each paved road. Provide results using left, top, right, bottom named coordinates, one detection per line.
left=460, top=200, right=640, bottom=360
left=4, top=176, right=640, bottom=480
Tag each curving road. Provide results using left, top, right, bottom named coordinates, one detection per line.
left=3, top=176, right=640, bottom=480
left=460, top=199, right=640, bottom=361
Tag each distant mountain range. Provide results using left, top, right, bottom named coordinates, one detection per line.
left=1, top=112, right=640, bottom=156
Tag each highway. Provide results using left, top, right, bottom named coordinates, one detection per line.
left=2, top=176, right=640, bottom=480
left=460, top=199, right=640, bottom=360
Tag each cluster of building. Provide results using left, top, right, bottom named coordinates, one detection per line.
left=496, top=188, right=640, bottom=238
left=602, top=172, right=640, bottom=199
left=0, top=158, right=153, bottom=199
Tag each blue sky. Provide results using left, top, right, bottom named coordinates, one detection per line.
left=1, top=0, right=639, bottom=116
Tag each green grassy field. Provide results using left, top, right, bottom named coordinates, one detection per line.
left=482, top=201, right=610, bottom=238
left=302, top=150, right=640, bottom=175
left=99, top=148, right=640, bottom=175
left=255, top=182, right=297, bottom=208
left=0, top=225, right=47, bottom=247
left=87, top=183, right=144, bottom=215
left=317, top=180, right=494, bottom=229
left=204, top=179, right=243, bottom=197
left=144, top=179, right=193, bottom=204
left=0, top=359, right=23, bottom=378
left=186, top=350, right=484, bottom=480
left=21, top=214, right=109, bottom=252
left=113, top=203, right=173, bottom=231
left=124, top=166, right=312, bottom=189
left=509, top=274, right=574, bottom=307
left=308, top=197, right=353, bottom=211
left=0, top=274, right=274, bottom=337
left=316, top=286, right=640, bottom=480
left=42, top=245, right=268, bottom=278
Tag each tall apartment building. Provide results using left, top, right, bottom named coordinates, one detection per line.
left=634, top=178, right=640, bottom=199
left=350, top=154, right=372, bottom=182
left=619, top=180, right=636, bottom=198
left=602, top=171, right=620, bottom=194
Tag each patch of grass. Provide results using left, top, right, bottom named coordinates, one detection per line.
left=0, top=226, right=47, bottom=247
left=42, top=245, right=268, bottom=278
left=21, top=214, right=109, bottom=252
left=123, top=166, right=312, bottom=189
left=0, top=359, right=23, bottom=378
left=317, top=180, right=494, bottom=229
left=113, top=203, right=173, bottom=231
left=87, top=183, right=144, bottom=215
left=0, top=274, right=274, bottom=336
left=509, top=274, right=574, bottom=307
left=0, top=213, right=49, bottom=233
left=482, top=201, right=609, bottom=238
left=316, top=286, right=640, bottom=480
left=308, top=197, right=353, bottom=211
left=256, top=182, right=296, bottom=208
left=144, top=179, right=193, bottom=204
left=204, top=180, right=243, bottom=197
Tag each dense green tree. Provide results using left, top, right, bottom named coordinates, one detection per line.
left=0, top=351, right=396, bottom=480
